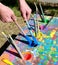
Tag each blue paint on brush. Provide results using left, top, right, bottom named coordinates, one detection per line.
left=25, top=20, right=39, bottom=46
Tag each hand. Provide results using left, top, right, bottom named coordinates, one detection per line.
left=0, top=3, right=16, bottom=23
left=19, top=0, right=32, bottom=20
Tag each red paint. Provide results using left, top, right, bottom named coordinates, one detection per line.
left=23, top=52, right=32, bottom=60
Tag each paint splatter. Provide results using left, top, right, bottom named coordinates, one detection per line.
left=1, top=15, right=58, bottom=65
left=22, top=51, right=33, bottom=60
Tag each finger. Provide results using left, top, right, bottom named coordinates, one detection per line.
left=0, top=17, right=9, bottom=23
left=26, top=10, right=32, bottom=20
left=2, top=15, right=13, bottom=22
left=22, top=11, right=27, bottom=21
left=26, top=12, right=31, bottom=20
left=0, top=18, right=5, bottom=23
left=5, top=17, right=13, bottom=22
left=11, top=14, right=16, bottom=21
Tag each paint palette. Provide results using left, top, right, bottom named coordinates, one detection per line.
left=0, top=14, right=58, bottom=65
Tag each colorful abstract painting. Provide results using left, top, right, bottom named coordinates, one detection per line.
left=0, top=14, right=58, bottom=65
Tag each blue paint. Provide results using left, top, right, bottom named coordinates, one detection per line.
left=25, top=20, right=39, bottom=47
left=44, top=38, right=53, bottom=44
left=25, top=35, right=32, bottom=46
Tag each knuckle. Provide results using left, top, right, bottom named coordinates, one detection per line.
left=6, top=19, right=9, bottom=22
left=6, top=19, right=11, bottom=22
left=29, top=9, right=32, bottom=12
left=28, top=9, right=32, bottom=14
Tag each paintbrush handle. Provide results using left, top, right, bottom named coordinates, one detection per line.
left=2, top=32, right=24, bottom=60
left=34, top=2, right=39, bottom=37
left=25, top=20, right=33, bottom=36
left=9, top=35, right=24, bottom=60
left=2, top=32, right=9, bottom=42
left=15, top=20, right=34, bottom=46
left=14, top=21, right=26, bottom=36
left=39, top=3, right=44, bottom=20
left=34, top=2, right=38, bottom=14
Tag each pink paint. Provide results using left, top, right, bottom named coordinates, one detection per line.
left=39, top=25, right=45, bottom=30
left=9, top=54, right=15, bottom=62
left=9, top=48, right=17, bottom=61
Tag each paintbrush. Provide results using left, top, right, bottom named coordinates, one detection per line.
left=14, top=20, right=26, bottom=36
left=34, top=2, right=39, bottom=37
left=43, top=16, right=53, bottom=29
left=25, top=20, right=33, bottom=36
left=25, top=20, right=38, bottom=46
left=14, top=20, right=33, bottom=46
left=39, top=3, right=45, bottom=22
left=2, top=32, right=24, bottom=60
left=2, top=32, right=9, bottom=42
left=9, top=34, right=24, bottom=59
left=14, top=20, right=38, bottom=46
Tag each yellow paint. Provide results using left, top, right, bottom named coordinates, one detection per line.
left=39, top=31, right=49, bottom=38
left=50, top=30, right=56, bottom=38
left=36, top=31, right=50, bottom=42
left=39, top=37, right=43, bottom=41
left=2, top=59, right=13, bottom=65
left=51, top=47, right=56, bottom=51
left=37, top=31, right=43, bottom=41
left=34, top=29, right=56, bottom=43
